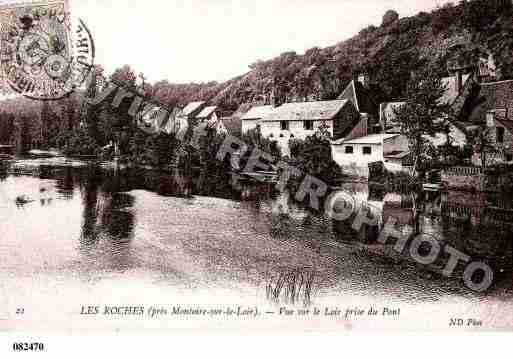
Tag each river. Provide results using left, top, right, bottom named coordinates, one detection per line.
left=1, top=157, right=513, bottom=331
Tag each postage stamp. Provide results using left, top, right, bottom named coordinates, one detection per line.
left=2, top=0, right=513, bottom=354
left=0, top=0, right=94, bottom=100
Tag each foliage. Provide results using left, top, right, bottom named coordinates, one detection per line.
left=62, top=127, right=100, bottom=157
left=393, top=66, right=451, bottom=179
left=382, top=10, right=399, bottom=27
left=288, top=129, right=343, bottom=185
left=0, top=112, right=15, bottom=144
left=240, top=127, right=281, bottom=160
left=212, top=0, right=513, bottom=106
left=467, top=124, right=496, bottom=170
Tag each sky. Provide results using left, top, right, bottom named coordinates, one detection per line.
left=3, top=0, right=453, bottom=85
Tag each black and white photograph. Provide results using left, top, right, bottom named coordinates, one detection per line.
left=1, top=0, right=513, bottom=351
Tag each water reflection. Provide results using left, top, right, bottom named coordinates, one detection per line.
left=327, top=183, right=513, bottom=288
left=1, top=159, right=513, bottom=303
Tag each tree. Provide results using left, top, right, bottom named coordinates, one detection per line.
left=468, top=125, right=495, bottom=171
left=40, top=101, right=60, bottom=148
left=110, top=65, right=137, bottom=87
left=382, top=10, right=399, bottom=27
left=17, top=115, right=33, bottom=154
left=289, top=124, right=342, bottom=185
left=241, top=126, right=281, bottom=159
left=0, top=112, right=15, bottom=144
left=393, top=66, right=451, bottom=180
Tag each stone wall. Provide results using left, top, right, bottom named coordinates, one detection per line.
left=442, top=166, right=513, bottom=192
left=441, top=167, right=485, bottom=191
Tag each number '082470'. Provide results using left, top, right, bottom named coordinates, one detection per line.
left=12, top=343, right=45, bottom=352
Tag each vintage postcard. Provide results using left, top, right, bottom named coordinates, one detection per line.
left=1, top=0, right=513, bottom=342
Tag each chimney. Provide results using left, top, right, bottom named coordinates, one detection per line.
left=270, top=77, right=281, bottom=108
left=455, top=69, right=463, bottom=95
left=357, top=73, right=370, bottom=88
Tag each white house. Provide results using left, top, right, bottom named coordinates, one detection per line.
left=240, top=105, right=275, bottom=134
left=258, top=99, right=363, bottom=156
left=196, top=105, right=218, bottom=123
left=331, top=134, right=410, bottom=177
left=180, top=101, right=207, bottom=120
left=258, top=100, right=361, bottom=140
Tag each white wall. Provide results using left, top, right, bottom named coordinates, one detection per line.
left=260, top=120, right=333, bottom=140
left=384, top=160, right=407, bottom=173
left=425, top=124, right=467, bottom=148
left=331, top=142, right=383, bottom=177
left=242, top=119, right=259, bottom=134
left=383, top=135, right=409, bottom=155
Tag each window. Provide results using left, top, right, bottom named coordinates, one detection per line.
left=363, top=146, right=372, bottom=155
left=303, top=120, right=313, bottom=130
left=280, top=121, right=289, bottom=131
left=497, top=127, right=505, bottom=143
left=345, top=146, right=354, bottom=154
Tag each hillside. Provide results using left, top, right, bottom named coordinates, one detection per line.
left=209, top=0, right=513, bottom=110
left=1, top=0, right=513, bottom=117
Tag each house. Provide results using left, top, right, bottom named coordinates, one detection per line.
left=194, top=106, right=237, bottom=136
left=466, top=80, right=513, bottom=164
left=331, top=134, right=409, bottom=177
left=379, top=72, right=474, bottom=149
left=219, top=116, right=242, bottom=137
left=338, top=73, right=381, bottom=133
left=180, top=101, right=207, bottom=119
left=240, top=105, right=274, bottom=134
left=196, top=105, right=218, bottom=123
left=259, top=99, right=360, bottom=139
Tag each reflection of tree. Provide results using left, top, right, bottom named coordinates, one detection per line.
left=55, top=167, right=74, bottom=199
left=0, top=162, right=9, bottom=182
left=100, top=192, right=135, bottom=239
left=76, top=166, right=137, bottom=271
left=79, top=166, right=101, bottom=247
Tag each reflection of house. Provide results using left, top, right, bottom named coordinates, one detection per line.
left=331, top=134, right=409, bottom=177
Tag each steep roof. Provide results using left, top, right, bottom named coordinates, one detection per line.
left=181, top=101, right=206, bottom=117
left=333, top=134, right=399, bottom=145
left=196, top=105, right=217, bottom=119
left=469, top=80, right=513, bottom=123
left=261, top=99, right=350, bottom=122
left=497, top=118, right=513, bottom=135
left=338, top=80, right=379, bottom=118
left=240, top=105, right=274, bottom=120
left=439, top=74, right=471, bottom=105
